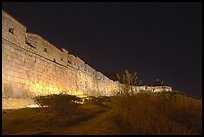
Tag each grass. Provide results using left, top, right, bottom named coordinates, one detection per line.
left=2, top=91, right=202, bottom=135
left=111, top=91, right=202, bottom=135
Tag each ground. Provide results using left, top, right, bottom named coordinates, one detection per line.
left=2, top=102, right=120, bottom=135
left=2, top=92, right=202, bottom=135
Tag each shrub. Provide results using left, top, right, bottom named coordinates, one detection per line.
left=34, top=94, right=81, bottom=114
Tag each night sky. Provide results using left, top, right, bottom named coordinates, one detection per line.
left=2, top=2, right=202, bottom=98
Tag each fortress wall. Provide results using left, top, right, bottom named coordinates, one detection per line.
left=2, top=10, right=120, bottom=97
left=3, top=35, right=110, bottom=97
left=2, top=10, right=171, bottom=98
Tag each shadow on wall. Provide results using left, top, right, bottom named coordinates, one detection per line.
left=2, top=84, right=30, bottom=98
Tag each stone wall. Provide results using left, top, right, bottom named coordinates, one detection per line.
left=2, top=10, right=172, bottom=98
left=2, top=10, right=119, bottom=98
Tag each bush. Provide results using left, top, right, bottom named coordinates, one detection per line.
left=34, top=94, right=81, bottom=114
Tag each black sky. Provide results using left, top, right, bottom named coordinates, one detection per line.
left=2, top=2, right=202, bottom=98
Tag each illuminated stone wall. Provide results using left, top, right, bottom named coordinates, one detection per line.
left=2, top=10, right=172, bottom=98
left=2, top=10, right=118, bottom=98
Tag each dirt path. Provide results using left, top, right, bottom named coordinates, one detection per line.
left=3, top=104, right=122, bottom=135
left=51, top=109, right=121, bottom=135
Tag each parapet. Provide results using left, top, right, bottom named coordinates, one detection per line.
left=26, top=33, right=70, bottom=66
left=2, top=10, right=27, bottom=48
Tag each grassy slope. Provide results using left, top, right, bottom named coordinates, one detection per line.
left=2, top=92, right=202, bottom=135
left=111, top=91, right=202, bottom=135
